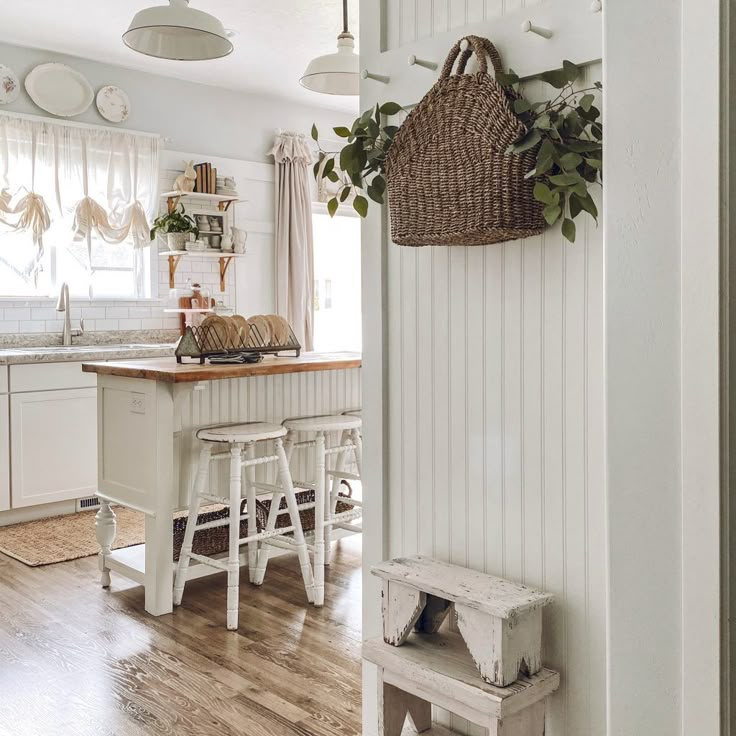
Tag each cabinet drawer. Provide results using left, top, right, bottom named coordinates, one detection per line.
left=10, top=362, right=97, bottom=392
left=0, top=365, right=7, bottom=394
left=11, top=387, right=97, bottom=508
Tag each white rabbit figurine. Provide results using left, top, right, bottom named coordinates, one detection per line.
left=174, top=160, right=196, bottom=193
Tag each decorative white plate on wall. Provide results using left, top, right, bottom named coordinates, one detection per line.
left=25, top=63, right=93, bottom=117
left=96, top=85, right=130, bottom=123
left=0, top=64, right=20, bottom=104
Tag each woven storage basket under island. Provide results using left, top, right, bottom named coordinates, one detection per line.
left=385, top=35, right=545, bottom=247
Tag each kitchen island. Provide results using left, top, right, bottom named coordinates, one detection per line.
left=82, top=352, right=361, bottom=616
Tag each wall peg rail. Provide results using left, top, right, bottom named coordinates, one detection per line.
left=361, top=69, right=391, bottom=84
left=520, top=20, right=554, bottom=39
left=408, top=55, right=438, bottom=70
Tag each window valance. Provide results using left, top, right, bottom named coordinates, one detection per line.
left=0, top=113, right=160, bottom=280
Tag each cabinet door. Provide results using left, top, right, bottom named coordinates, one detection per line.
left=11, top=388, right=97, bottom=508
left=0, top=395, right=9, bottom=511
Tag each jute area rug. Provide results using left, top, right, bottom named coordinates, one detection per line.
left=0, top=506, right=145, bottom=567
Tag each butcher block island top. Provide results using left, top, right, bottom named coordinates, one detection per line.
left=82, top=351, right=361, bottom=382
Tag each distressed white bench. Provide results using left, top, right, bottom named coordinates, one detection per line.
left=371, top=556, right=554, bottom=686
left=364, top=632, right=559, bottom=736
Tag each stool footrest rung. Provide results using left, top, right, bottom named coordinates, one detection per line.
left=239, top=526, right=295, bottom=545
left=188, top=553, right=229, bottom=571
left=264, top=537, right=301, bottom=551
left=330, top=508, right=363, bottom=524
left=334, top=522, right=362, bottom=533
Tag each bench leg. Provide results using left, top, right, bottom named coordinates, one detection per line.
left=488, top=701, right=546, bottom=736
left=456, top=604, right=543, bottom=686
left=378, top=675, right=432, bottom=735
left=415, top=594, right=452, bottom=634
left=382, top=581, right=427, bottom=646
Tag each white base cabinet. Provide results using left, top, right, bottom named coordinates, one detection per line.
left=10, top=387, right=98, bottom=508
left=0, top=394, right=9, bottom=512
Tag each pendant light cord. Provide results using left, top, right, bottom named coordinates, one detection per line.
left=342, top=0, right=349, bottom=34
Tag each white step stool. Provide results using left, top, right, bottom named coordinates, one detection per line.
left=371, top=556, right=553, bottom=687
left=364, top=632, right=559, bottom=736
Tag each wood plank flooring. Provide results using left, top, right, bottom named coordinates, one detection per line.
left=0, top=537, right=362, bottom=736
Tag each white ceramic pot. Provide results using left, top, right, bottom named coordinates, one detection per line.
left=167, top=232, right=187, bottom=251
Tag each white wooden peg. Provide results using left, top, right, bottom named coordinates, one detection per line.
left=590, top=0, right=602, bottom=11
left=408, top=54, right=438, bottom=71
left=362, top=69, right=390, bottom=84
left=521, top=20, right=554, bottom=39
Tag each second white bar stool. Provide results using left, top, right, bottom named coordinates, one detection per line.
left=174, top=422, right=314, bottom=630
left=280, top=414, right=363, bottom=606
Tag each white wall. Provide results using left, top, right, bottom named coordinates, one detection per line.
left=0, top=41, right=351, bottom=163
left=360, top=4, right=604, bottom=736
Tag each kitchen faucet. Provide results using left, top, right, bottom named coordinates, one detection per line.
left=55, top=282, right=84, bottom=346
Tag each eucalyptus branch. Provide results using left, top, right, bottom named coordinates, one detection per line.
left=310, top=60, right=601, bottom=244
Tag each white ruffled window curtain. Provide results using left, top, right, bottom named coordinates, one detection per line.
left=269, top=132, right=315, bottom=351
left=0, top=113, right=159, bottom=287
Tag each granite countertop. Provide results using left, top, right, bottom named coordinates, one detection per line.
left=0, top=330, right=179, bottom=365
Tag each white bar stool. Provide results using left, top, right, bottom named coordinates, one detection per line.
left=278, top=414, right=363, bottom=606
left=174, top=422, right=314, bottom=630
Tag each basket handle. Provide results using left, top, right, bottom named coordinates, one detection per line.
left=440, top=35, right=505, bottom=80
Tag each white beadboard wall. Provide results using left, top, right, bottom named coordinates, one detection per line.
left=360, top=0, right=604, bottom=730
left=171, top=369, right=362, bottom=507
left=384, top=0, right=545, bottom=49
left=385, top=69, right=604, bottom=736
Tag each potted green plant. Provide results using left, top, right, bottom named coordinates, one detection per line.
left=150, top=203, right=199, bottom=251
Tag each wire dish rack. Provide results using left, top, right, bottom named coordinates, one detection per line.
left=175, top=321, right=301, bottom=364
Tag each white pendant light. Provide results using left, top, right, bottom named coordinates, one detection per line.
left=123, top=0, right=233, bottom=61
left=300, top=0, right=359, bottom=96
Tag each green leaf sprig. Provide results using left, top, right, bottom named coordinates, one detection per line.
left=311, top=101, right=405, bottom=218
left=503, top=61, right=602, bottom=243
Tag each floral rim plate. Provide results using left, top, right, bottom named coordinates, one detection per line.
left=96, top=85, right=130, bottom=123
left=25, top=63, right=94, bottom=117
left=0, top=64, right=20, bottom=105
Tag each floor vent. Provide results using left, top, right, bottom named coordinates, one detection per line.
left=76, top=496, right=101, bottom=513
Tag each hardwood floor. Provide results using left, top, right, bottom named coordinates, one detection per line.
left=0, top=537, right=362, bottom=736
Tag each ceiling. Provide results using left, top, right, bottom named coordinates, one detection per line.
left=0, top=0, right=359, bottom=113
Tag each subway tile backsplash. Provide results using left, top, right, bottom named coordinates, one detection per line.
left=0, top=255, right=234, bottom=334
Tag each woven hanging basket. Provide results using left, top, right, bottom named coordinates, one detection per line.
left=385, top=35, right=546, bottom=247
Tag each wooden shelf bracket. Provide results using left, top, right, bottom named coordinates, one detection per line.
left=167, top=254, right=183, bottom=289
left=219, top=256, right=234, bottom=291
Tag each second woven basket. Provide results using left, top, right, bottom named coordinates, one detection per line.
left=385, top=35, right=546, bottom=247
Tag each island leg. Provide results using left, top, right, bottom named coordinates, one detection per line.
left=95, top=498, right=116, bottom=588
left=145, top=508, right=174, bottom=616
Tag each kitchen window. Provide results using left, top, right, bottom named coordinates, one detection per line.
left=312, top=209, right=361, bottom=352
left=0, top=114, right=159, bottom=299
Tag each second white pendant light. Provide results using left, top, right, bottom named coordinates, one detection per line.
left=300, top=0, right=359, bottom=96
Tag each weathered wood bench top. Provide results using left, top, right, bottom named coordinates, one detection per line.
left=371, top=556, right=554, bottom=619
left=363, top=633, right=559, bottom=719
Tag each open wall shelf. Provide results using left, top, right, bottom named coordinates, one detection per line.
left=159, top=251, right=245, bottom=291
left=161, top=191, right=242, bottom=214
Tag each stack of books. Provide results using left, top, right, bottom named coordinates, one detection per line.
left=194, top=162, right=216, bottom=194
